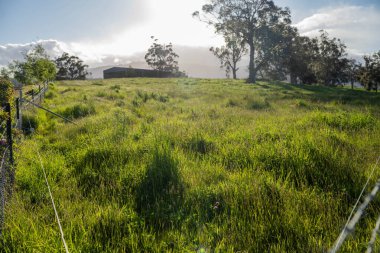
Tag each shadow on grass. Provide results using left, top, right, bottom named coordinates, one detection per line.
left=255, top=82, right=380, bottom=106
left=136, top=146, right=184, bottom=231
left=274, top=83, right=380, bottom=106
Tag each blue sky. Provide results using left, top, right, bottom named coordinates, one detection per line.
left=1, top=0, right=380, bottom=77
left=0, top=0, right=146, bottom=44
left=1, top=0, right=379, bottom=44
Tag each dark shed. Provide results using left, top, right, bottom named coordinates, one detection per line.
left=103, top=67, right=180, bottom=79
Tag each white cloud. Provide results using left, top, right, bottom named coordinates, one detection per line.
left=59, top=0, right=223, bottom=64
left=0, top=0, right=228, bottom=77
left=5, top=2, right=379, bottom=78
left=295, top=5, right=380, bottom=55
left=0, top=40, right=69, bottom=66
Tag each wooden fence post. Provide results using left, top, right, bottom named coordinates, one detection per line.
left=5, top=104, right=13, bottom=165
left=18, top=88, right=23, bottom=130
left=16, top=98, right=20, bottom=130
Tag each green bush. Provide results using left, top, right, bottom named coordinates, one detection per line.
left=61, top=104, right=95, bottom=119
left=22, top=114, right=39, bottom=133
left=0, top=77, right=13, bottom=106
left=44, top=91, right=56, bottom=99
left=245, top=97, right=271, bottom=110
left=184, top=135, right=215, bottom=155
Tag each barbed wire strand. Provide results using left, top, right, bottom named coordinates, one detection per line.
left=330, top=156, right=380, bottom=253
left=25, top=107, right=69, bottom=253
left=366, top=213, right=380, bottom=253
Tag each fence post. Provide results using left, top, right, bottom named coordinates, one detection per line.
left=5, top=104, right=13, bottom=165
left=18, top=88, right=23, bottom=130
left=16, top=98, right=20, bottom=130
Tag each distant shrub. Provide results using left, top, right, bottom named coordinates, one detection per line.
left=92, top=82, right=104, bottom=86
left=132, top=91, right=169, bottom=107
left=110, top=85, right=121, bottom=91
left=61, top=104, right=95, bottom=119
left=226, top=99, right=240, bottom=107
left=61, top=88, right=76, bottom=94
left=137, top=90, right=150, bottom=102
left=96, top=90, right=124, bottom=100
left=44, top=91, right=56, bottom=99
left=106, top=93, right=125, bottom=100
left=157, top=94, right=169, bottom=103
left=245, top=97, right=270, bottom=110
left=22, top=114, right=39, bottom=134
left=96, top=91, right=107, bottom=98
left=295, top=99, right=309, bottom=108
left=184, top=135, right=215, bottom=155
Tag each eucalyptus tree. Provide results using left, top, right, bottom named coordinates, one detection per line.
left=311, top=31, right=348, bottom=86
left=358, top=51, right=380, bottom=92
left=342, top=58, right=360, bottom=90
left=55, top=52, right=89, bottom=80
left=194, top=0, right=292, bottom=83
left=145, top=37, right=179, bottom=73
left=210, top=35, right=247, bottom=79
left=10, top=44, right=56, bottom=85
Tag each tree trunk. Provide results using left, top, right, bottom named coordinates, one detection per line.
left=351, top=79, right=354, bottom=90
left=290, top=73, right=297, bottom=85
left=232, top=69, right=237, bottom=79
left=247, top=42, right=256, bottom=83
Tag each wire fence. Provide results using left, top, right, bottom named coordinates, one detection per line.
left=22, top=85, right=69, bottom=252
left=0, top=145, right=11, bottom=234
left=329, top=156, right=380, bottom=253
left=0, top=84, right=48, bottom=236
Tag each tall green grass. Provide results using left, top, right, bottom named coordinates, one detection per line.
left=1, top=78, right=379, bottom=252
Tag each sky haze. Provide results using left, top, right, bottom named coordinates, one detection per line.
left=1, top=0, right=379, bottom=78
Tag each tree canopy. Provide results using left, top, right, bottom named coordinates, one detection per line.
left=10, top=44, right=56, bottom=85
left=210, top=35, right=247, bottom=79
left=194, top=0, right=291, bottom=83
left=145, top=37, right=179, bottom=73
left=55, top=52, right=89, bottom=80
left=194, top=1, right=380, bottom=89
left=357, top=51, right=380, bottom=92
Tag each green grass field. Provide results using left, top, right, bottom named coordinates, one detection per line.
left=1, top=78, right=380, bottom=252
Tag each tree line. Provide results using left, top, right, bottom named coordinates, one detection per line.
left=192, top=0, right=380, bottom=91
left=0, top=45, right=89, bottom=86
left=1, top=0, right=379, bottom=91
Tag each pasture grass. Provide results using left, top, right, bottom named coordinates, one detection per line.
left=1, top=78, right=380, bottom=252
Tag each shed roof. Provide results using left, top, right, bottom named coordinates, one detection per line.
left=103, top=67, right=129, bottom=73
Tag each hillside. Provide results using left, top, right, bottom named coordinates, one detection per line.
left=2, top=78, right=380, bottom=252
